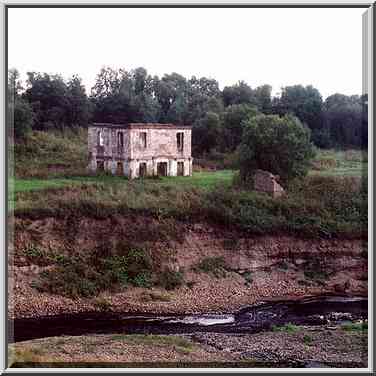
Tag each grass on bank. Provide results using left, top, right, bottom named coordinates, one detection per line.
left=12, top=171, right=367, bottom=240
left=10, top=130, right=368, bottom=240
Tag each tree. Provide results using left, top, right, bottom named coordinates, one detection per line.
left=8, top=68, right=34, bottom=139
left=222, top=104, right=259, bottom=151
left=12, top=99, right=34, bottom=139
left=23, top=72, right=70, bottom=130
left=184, top=76, right=222, bottom=125
left=254, top=84, right=272, bottom=114
left=90, top=67, right=160, bottom=124
left=222, top=81, right=256, bottom=107
left=66, top=75, right=91, bottom=128
left=239, top=114, right=315, bottom=184
left=192, top=111, right=221, bottom=154
left=276, top=85, right=323, bottom=132
left=323, top=93, right=364, bottom=148
left=154, top=72, right=188, bottom=124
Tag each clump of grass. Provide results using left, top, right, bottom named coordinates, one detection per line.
left=311, top=157, right=337, bottom=171
left=341, top=322, right=368, bottom=332
left=192, top=256, right=228, bottom=278
left=271, top=322, right=300, bottom=333
left=93, top=297, right=112, bottom=311
left=303, top=334, right=313, bottom=345
left=157, top=269, right=184, bottom=290
left=8, top=346, right=46, bottom=366
left=21, top=244, right=50, bottom=266
left=242, top=271, right=253, bottom=287
left=111, top=334, right=195, bottom=353
left=140, top=291, right=171, bottom=302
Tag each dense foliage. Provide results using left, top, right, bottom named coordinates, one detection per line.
left=8, top=67, right=367, bottom=150
left=238, top=114, right=316, bottom=183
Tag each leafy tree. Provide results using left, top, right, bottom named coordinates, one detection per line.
left=184, top=76, right=222, bottom=124
left=222, top=81, right=256, bottom=107
left=254, top=84, right=272, bottom=114
left=192, top=111, right=222, bottom=154
left=222, top=104, right=259, bottom=151
left=66, top=75, right=91, bottom=128
left=323, top=93, right=364, bottom=148
left=8, top=68, right=34, bottom=139
left=13, top=99, right=34, bottom=139
left=239, top=114, right=315, bottom=184
left=154, top=72, right=188, bottom=124
left=23, top=72, right=69, bottom=130
left=91, top=67, right=160, bottom=124
left=275, top=85, right=323, bottom=132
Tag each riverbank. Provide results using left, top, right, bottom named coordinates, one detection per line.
left=10, top=219, right=367, bottom=319
left=9, top=324, right=368, bottom=368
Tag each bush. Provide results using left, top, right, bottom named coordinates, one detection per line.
left=35, top=247, right=153, bottom=298
left=193, top=256, right=228, bottom=278
left=157, top=269, right=184, bottom=290
left=239, top=114, right=316, bottom=184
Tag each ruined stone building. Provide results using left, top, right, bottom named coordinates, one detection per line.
left=254, top=169, right=285, bottom=198
left=88, top=123, right=192, bottom=179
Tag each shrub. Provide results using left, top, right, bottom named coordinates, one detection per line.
left=157, top=269, right=184, bottom=290
left=35, top=247, right=153, bottom=298
left=238, top=114, right=316, bottom=184
left=341, top=322, right=368, bottom=332
left=93, top=297, right=112, bottom=311
left=193, top=256, right=228, bottom=278
left=271, top=323, right=300, bottom=333
left=303, top=334, right=313, bottom=345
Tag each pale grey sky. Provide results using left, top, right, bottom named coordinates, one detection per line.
left=8, top=7, right=365, bottom=99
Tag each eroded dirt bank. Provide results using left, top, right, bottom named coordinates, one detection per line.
left=9, top=216, right=368, bottom=319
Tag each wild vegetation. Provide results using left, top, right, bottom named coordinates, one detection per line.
left=8, top=67, right=368, bottom=304
left=8, top=67, right=367, bottom=151
left=12, top=170, right=367, bottom=240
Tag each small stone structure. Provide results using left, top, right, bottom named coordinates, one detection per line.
left=254, top=169, right=285, bottom=198
left=88, top=123, right=192, bottom=179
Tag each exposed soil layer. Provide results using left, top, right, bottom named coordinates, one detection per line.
left=9, top=216, right=368, bottom=319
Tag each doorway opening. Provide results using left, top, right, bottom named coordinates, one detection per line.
left=139, top=162, right=147, bottom=178
left=116, top=162, right=123, bottom=175
left=177, top=162, right=184, bottom=176
left=97, top=160, right=105, bottom=172
left=157, top=162, right=168, bottom=177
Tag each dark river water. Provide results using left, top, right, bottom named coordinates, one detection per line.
left=9, top=295, right=367, bottom=343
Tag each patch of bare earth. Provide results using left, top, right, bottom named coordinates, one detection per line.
left=9, top=218, right=367, bottom=319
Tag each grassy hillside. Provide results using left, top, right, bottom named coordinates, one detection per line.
left=12, top=129, right=367, bottom=180
left=13, top=129, right=88, bottom=179
left=10, top=130, right=368, bottom=239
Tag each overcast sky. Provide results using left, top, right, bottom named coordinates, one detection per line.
left=8, top=7, right=366, bottom=99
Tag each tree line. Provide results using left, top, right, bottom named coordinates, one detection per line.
left=8, top=67, right=368, bottom=152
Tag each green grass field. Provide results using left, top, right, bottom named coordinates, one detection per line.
left=11, top=170, right=235, bottom=194
left=11, top=130, right=367, bottom=193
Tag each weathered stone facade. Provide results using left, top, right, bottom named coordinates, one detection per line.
left=254, top=169, right=285, bottom=198
left=88, top=123, right=192, bottom=179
